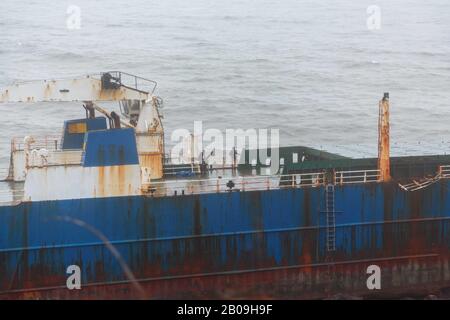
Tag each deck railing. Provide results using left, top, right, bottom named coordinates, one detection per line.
left=143, top=172, right=325, bottom=196
left=12, top=136, right=60, bottom=152
left=98, top=71, right=157, bottom=94
left=335, top=169, right=380, bottom=185
left=439, top=165, right=450, bottom=178
left=163, top=164, right=202, bottom=176
left=146, top=165, right=450, bottom=196
left=27, top=150, right=83, bottom=168
left=10, top=136, right=83, bottom=168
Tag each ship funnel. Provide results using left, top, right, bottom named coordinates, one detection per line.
left=378, top=92, right=391, bottom=181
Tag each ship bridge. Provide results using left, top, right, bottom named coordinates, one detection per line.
left=0, top=72, right=164, bottom=201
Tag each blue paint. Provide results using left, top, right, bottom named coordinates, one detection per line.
left=82, top=128, right=139, bottom=167
left=61, top=117, right=107, bottom=149
left=175, top=171, right=196, bottom=177
left=1, top=181, right=450, bottom=291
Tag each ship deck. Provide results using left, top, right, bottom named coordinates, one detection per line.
left=2, top=146, right=450, bottom=204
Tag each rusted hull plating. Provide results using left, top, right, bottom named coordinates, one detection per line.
left=3, top=255, right=450, bottom=299
left=1, top=181, right=450, bottom=299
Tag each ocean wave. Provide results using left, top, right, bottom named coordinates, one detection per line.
left=45, top=51, right=94, bottom=61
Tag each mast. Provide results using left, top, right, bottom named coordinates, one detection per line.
left=378, top=92, right=391, bottom=182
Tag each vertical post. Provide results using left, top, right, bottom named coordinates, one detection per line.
left=378, top=93, right=391, bottom=182
left=190, top=133, right=195, bottom=166
left=24, top=137, right=31, bottom=170
left=232, top=147, right=237, bottom=170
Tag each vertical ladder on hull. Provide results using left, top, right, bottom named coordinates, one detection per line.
left=325, top=184, right=336, bottom=252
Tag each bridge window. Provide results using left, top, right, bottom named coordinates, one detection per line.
left=68, top=122, right=87, bottom=134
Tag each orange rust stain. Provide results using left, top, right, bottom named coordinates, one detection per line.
left=98, top=166, right=105, bottom=197
left=95, top=166, right=139, bottom=197
left=118, top=165, right=125, bottom=194
left=378, top=94, right=391, bottom=182
left=139, top=152, right=163, bottom=179
left=98, top=88, right=122, bottom=101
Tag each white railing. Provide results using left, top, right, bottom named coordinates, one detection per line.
left=397, top=164, right=450, bottom=192
left=143, top=172, right=325, bottom=196
left=280, top=172, right=325, bottom=188
left=27, top=150, right=83, bottom=168
left=398, top=174, right=441, bottom=192
left=335, top=169, right=380, bottom=185
left=439, top=165, right=450, bottom=178
left=163, top=164, right=201, bottom=175
left=12, top=136, right=60, bottom=152
left=144, top=164, right=450, bottom=197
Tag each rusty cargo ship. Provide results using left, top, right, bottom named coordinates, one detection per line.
left=0, top=72, right=450, bottom=299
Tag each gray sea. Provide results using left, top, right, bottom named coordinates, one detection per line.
left=1, top=0, right=450, bottom=170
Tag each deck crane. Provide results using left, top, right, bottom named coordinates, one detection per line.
left=0, top=72, right=165, bottom=183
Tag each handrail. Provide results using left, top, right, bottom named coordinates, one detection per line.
left=12, top=136, right=60, bottom=152
left=335, top=169, right=380, bottom=185
left=439, top=165, right=450, bottom=178
left=100, top=71, right=158, bottom=95
left=143, top=169, right=386, bottom=197
left=143, top=172, right=325, bottom=197
left=27, top=149, right=83, bottom=168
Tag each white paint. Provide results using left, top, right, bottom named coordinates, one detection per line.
left=24, top=164, right=142, bottom=201
left=141, top=167, right=152, bottom=186
left=11, top=150, right=26, bottom=181
left=27, top=149, right=83, bottom=167
left=134, top=99, right=164, bottom=178
left=136, top=134, right=162, bottom=153
left=0, top=76, right=148, bottom=103
left=136, top=100, right=163, bottom=134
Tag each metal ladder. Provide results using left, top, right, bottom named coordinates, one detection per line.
left=325, top=184, right=336, bottom=252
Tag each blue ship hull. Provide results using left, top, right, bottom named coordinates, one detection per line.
left=1, top=180, right=450, bottom=299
